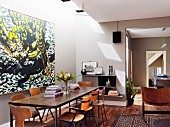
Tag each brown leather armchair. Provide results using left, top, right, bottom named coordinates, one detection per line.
left=141, top=87, right=170, bottom=122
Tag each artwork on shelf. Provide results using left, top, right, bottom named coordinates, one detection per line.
left=82, top=61, right=97, bottom=75
left=0, top=7, right=55, bottom=94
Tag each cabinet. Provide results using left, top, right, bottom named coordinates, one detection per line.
left=82, top=75, right=116, bottom=87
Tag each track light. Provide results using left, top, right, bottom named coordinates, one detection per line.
left=61, top=0, right=70, bottom=1
left=76, top=10, right=84, bottom=13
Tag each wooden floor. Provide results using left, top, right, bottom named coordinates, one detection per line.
left=39, top=94, right=170, bottom=127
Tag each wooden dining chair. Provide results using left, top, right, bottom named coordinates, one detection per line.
left=58, top=96, right=94, bottom=127
left=90, top=87, right=107, bottom=126
left=11, top=94, right=40, bottom=121
left=10, top=105, right=46, bottom=127
left=75, top=81, right=93, bottom=105
left=78, top=81, right=93, bottom=87
left=29, top=87, right=55, bottom=121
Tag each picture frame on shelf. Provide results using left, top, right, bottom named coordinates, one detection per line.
left=82, top=61, right=97, bottom=75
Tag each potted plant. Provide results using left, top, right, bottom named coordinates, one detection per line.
left=126, top=77, right=138, bottom=106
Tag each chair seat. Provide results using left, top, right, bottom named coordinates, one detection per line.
left=58, top=112, right=84, bottom=122
left=25, top=121, right=46, bottom=127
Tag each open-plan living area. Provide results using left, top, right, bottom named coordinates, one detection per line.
left=1, top=0, right=170, bottom=127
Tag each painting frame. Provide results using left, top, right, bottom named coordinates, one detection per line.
left=82, top=61, right=97, bottom=75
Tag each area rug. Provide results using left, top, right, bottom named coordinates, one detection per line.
left=114, top=114, right=170, bottom=127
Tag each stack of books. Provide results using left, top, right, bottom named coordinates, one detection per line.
left=108, top=90, right=119, bottom=96
left=44, top=85, right=63, bottom=98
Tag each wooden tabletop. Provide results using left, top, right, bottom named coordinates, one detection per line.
left=9, top=86, right=99, bottom=108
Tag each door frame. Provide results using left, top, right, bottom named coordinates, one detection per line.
left=146, top=51, right=166, bottom=87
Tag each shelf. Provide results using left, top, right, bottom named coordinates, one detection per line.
left=99, top=94, right=126, bottom=101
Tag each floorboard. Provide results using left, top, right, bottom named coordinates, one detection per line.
left=37, top=94, right=170, bottom=127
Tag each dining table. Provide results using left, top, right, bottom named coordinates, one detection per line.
left=8, top=86, right=99, bottom=127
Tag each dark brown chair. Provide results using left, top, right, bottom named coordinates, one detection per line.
left=29, top=87, right=55, bottom=121
left=58, top=96, right=92, bottom=127
left=10, top=105, right=46, bottom=127
left=141, top=87, right=170, bottom=122
left=11, top=94, right=40, bottom=121
left=91, top=87, right=107, bottom=126
left=78, top=81, right=93, bottom=87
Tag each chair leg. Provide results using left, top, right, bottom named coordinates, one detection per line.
left=91, top=109, right=98, bottom=127
left=84, top=117, right=88, bottom=126
left=142, top=102, right=147, bottom=123
left=102, top=104, right=107, bottom=121
left=98, top=106, right=100, bottom=117
left=100, top=106, right=105, bottom=126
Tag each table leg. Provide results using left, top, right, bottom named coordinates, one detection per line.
left=10, top=109, right=13, bottom=127
left=55, top=107, right=58, bottom=127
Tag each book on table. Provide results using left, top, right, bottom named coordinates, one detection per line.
left=44, top=92, right=63, bottom=98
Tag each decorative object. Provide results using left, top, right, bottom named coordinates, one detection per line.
left=94, top=67, right=103, bottom=75
left=56, top=71, right=76, bottom=94
left=81, top=69, right=87, bottom=75
left=0, top=7, right=55, bottom=94
left=126, top=77, right=138, bottom=106
left=82, top=61, right=97, bottom=75
left=109, top=66, right=113, bottom=75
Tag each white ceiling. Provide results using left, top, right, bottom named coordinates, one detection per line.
left=73, top=0, right=170, bottom=23
left=72, top=0, right=170, bottom=38
left=127, top=27, right=170, bottom=38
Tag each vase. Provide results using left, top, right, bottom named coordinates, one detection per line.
left=65, top=81, right=70, bottom=94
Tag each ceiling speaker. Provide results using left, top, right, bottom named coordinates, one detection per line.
left=113, top=31, right=121, bottom=43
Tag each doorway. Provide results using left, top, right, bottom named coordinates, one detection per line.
left=146, top=51, right=166, bottom=87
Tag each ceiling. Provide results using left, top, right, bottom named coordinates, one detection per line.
left=72, top=0, right=170, bottom=38
left=73, top=0, right=170, bottom=23
left=127, top=27, right=170, bottom=38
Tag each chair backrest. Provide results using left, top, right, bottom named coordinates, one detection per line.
left=141, top=87, right=170, bottom=104
left=91, top=90, right=99, bottom=102
left=10, top=105, right=32, bottom=127
left=78, top=81, right=93, bottom=87
left=11, top=94, right=25, bottom=101
left=100, top=87, right=105, bottom=103
left=29, top=87, right=41, bottom=96
left=80, top=96, right=91, bottom=111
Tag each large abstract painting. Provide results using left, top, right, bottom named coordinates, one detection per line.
left=0, top=7, right=55, bottom=94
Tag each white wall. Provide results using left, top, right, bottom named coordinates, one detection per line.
left=0, top=0, right=76, bottom=125
left=75, top=15, right=126, bottom=94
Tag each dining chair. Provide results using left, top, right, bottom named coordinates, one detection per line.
left=10, top=105, right=46, bottom=127
left=78, top=81, right=93, bottom=87
left=75, top=81, right=93, bottom=105
left=58, top=95, right=95, bottom=127
left=29, top=87, right=55, bottom=121
left=91, top=87, right=107, bottom=126
left=11, top=94, right=40, bottom=121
